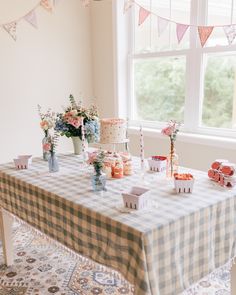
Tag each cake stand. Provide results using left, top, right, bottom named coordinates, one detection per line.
left=98, top=138, right=130, bottom=153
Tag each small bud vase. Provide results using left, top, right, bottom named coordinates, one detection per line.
left=167, top=140, right=179, bottom=178
left=91, top=171, right=106, bottom=192
left=42, top=133, right=50, bottom=161
left=48, top=152, right=59, bottom=173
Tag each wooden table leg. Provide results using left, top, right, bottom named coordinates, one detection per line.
left=231, top=261, right=236, bottom=295
left=0, top=209, right=14, bottom=266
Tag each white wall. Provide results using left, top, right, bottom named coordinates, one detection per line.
left=0, top=0, right=93, bottom=163
left=90, top=0, right=116, bottom=118
left=0, top=1, right=234, bottom=170
left=91, top=1, right=236, bottom=171
left=128, top=132, right=236, bottom=171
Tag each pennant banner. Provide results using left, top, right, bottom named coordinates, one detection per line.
left=176, top=23, right=189, bottom=43
left=138, top=7, right=150, bottom=26
left=40, top=0, right=53, bottom=12
left=198, top=26, right=214, bottom=47
left=3, top=22, right=17, bottom=41
left=123, top=0, right=134, bottom=13
left=2, top=0, right=236, bottom=46
left=223, top=25, right=236, bottom=45
left=158, top=17, right=169, bottom=37
left=24, top=10, right=38, bottom=29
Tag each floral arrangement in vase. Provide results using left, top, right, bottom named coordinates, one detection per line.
left=43, top=132, right=60, bottom=173
left=89, top=151, right=107, bottom=192
left=55, top=94, right=99, bottom=155
left=162, top=121, right=181, bottom=177
left=38, top=105, right=56, bottom=161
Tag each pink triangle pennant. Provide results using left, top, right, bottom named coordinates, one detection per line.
left=124, top=0, right=134, bottom=13
left=138, top=7, right=150, bottom=26
left=198, top=26, right=214, bottom=47
left=3, top=22, right=17, bottom=41
left=24, top=10, right=37, bottom=29
left=223, top=25, right=236, bottom=44
left=40, top=0, right=53, bottom=12
left=158, top=17, right=169, bottom=37
left=176, top=23, right=189, bottom=43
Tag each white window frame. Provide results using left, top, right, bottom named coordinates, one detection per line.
left=113, top=0, right=236, bottom=143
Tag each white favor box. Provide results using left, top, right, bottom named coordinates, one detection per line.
left=175, top=179, right=194, bottom=193
left=148, top=158, right=167, bottom=172
left=14, top=155, right=32, bottom=170
left=122, top=187, right=149, bottom=210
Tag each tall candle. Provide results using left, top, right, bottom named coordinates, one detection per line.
left=140, top=125, right=145, bottom=170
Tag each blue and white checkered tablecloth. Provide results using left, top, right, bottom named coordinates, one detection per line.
left=0, top=154, right=235, bottom=295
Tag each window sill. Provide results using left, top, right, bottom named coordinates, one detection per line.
left=128, top=126, right=236, bottom=150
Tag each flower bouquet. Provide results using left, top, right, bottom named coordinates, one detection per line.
left=38, top=105, right=56, bottom=161
left=89, top=151, right=107, bottom=192
left=43, top=132, right=60, bottom=172
left=162, top=121, right=181, bottom=177
left=55, top=95, right=99, bottom=155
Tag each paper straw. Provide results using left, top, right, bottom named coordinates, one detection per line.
left=81, top=118, right=86, bottom=154
left=140, top=125, right=145, bottom=170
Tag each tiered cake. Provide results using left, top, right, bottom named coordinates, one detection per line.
left=100, top=118, right=127, bottom=144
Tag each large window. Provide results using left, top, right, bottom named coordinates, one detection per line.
left=129, top=0, right=236, bottom=137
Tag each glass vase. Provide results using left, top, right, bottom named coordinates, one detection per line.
left=42, top=134, right=50, bottom=161
left=48, top=152, right=59, bottom=173
left=91, top=172, right=106, bottom=192
left=167, top=141, right=179, bottom=178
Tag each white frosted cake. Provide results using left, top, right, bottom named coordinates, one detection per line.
left=100, top=118, right=127, bottom=144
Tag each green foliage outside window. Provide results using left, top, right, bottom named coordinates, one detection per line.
left=134, top=55, right=235, bottom=129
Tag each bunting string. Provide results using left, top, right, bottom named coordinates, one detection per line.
left=124, top=0, right=236, bottom=47
left=0, top=0, right=89, bottom=41
left=2, top=0, right=236, bottom=45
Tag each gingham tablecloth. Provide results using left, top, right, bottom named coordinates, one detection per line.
left=0, top=154, right=235, bottom=295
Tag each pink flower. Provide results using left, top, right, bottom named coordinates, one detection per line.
left=67, top=117, right=83, bottom=128
left=43, top=143, right=51, bottom=152
left=40, top=120, right=49, bottom=130
left=87, top=152, right=98, bottom=165
left=161, top=126, right=174, bottom=137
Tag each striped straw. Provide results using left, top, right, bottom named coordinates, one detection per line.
left=140, top=125, right=145, bottom=170
left=81, top=118, right=86, bottom=154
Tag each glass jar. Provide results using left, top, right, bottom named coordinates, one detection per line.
left=48, top=152, right=59, bottom=173
left=91, top=172, right=106, bottom=192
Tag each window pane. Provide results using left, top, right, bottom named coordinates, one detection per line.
left=206, top=0, right=236, bottom=46
left=134, top=0, right=190, bottom=53
left=134, top=57, right=186, bottom=122
left=202, top=54, right=236, bottom=129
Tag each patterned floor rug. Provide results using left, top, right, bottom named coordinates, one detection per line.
left=0, top=222, right=231, bottom=295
